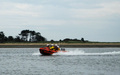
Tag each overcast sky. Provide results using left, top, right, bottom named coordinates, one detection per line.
left=0, top=0, right=120, bottom=42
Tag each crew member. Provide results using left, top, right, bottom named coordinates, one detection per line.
left=57, top=46, right=60, bottom=51
left=54, top=44, right=60, bottom=51
left=46, top=44, right=50, bottom=48
left=50, top=44, right=55, bottom=50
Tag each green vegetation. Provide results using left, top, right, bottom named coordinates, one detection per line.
left=0, top=30, right=46, bottom=43
left=1, top=29, right=119, bottom=44
left=0, top=29, right=88, bottom=43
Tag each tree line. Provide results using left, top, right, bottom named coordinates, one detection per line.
left=0, top=30, right=46, bottom=43
left=0, top=29, right=87, bottom=43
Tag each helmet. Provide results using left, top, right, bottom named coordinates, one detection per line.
left=51, top=44, right=54, bottom=46
left=55, top=44, right=58, bottom=46
left=47, top=44, right=49, bottom=46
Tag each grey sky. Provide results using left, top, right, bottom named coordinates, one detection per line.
left=0, top=0, right=120, bottom=42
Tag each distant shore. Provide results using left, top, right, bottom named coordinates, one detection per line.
left=0, top=43, right=120, bottom=48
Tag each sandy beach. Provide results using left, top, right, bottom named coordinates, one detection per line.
left=0, top=43, right=120, bottom=48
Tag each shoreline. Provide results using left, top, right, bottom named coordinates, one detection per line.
left=0, top=43, right=120, bottom=48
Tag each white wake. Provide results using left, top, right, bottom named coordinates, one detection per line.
left=54, top=50, right=120, bottom=56
left=32, top=50, right=120, bottom=56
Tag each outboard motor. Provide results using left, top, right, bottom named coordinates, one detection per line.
left=61, top=48, right=65, bottom=51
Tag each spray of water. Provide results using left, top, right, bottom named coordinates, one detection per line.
left=54, top=50, right=120, bottom=56
left=32, top=50, right=120, bottom=56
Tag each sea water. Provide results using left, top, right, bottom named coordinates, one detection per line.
left=0, top=48, right=120, bottom=75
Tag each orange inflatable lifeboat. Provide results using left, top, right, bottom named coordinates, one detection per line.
left=39, top=47, right=59, bottom=55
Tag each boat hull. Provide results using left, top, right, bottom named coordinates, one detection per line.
left=39, top=47, right=58, bottom=55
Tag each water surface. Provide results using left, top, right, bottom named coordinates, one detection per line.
left=0, top=48, right=120, bottom=75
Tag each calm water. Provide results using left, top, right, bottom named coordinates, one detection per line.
left=0, top=48, right=120, bottom=75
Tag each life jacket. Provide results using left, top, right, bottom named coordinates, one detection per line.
left=54, top=46, right=58, bottom=50
left=50, top=46, right=55, bottom=50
